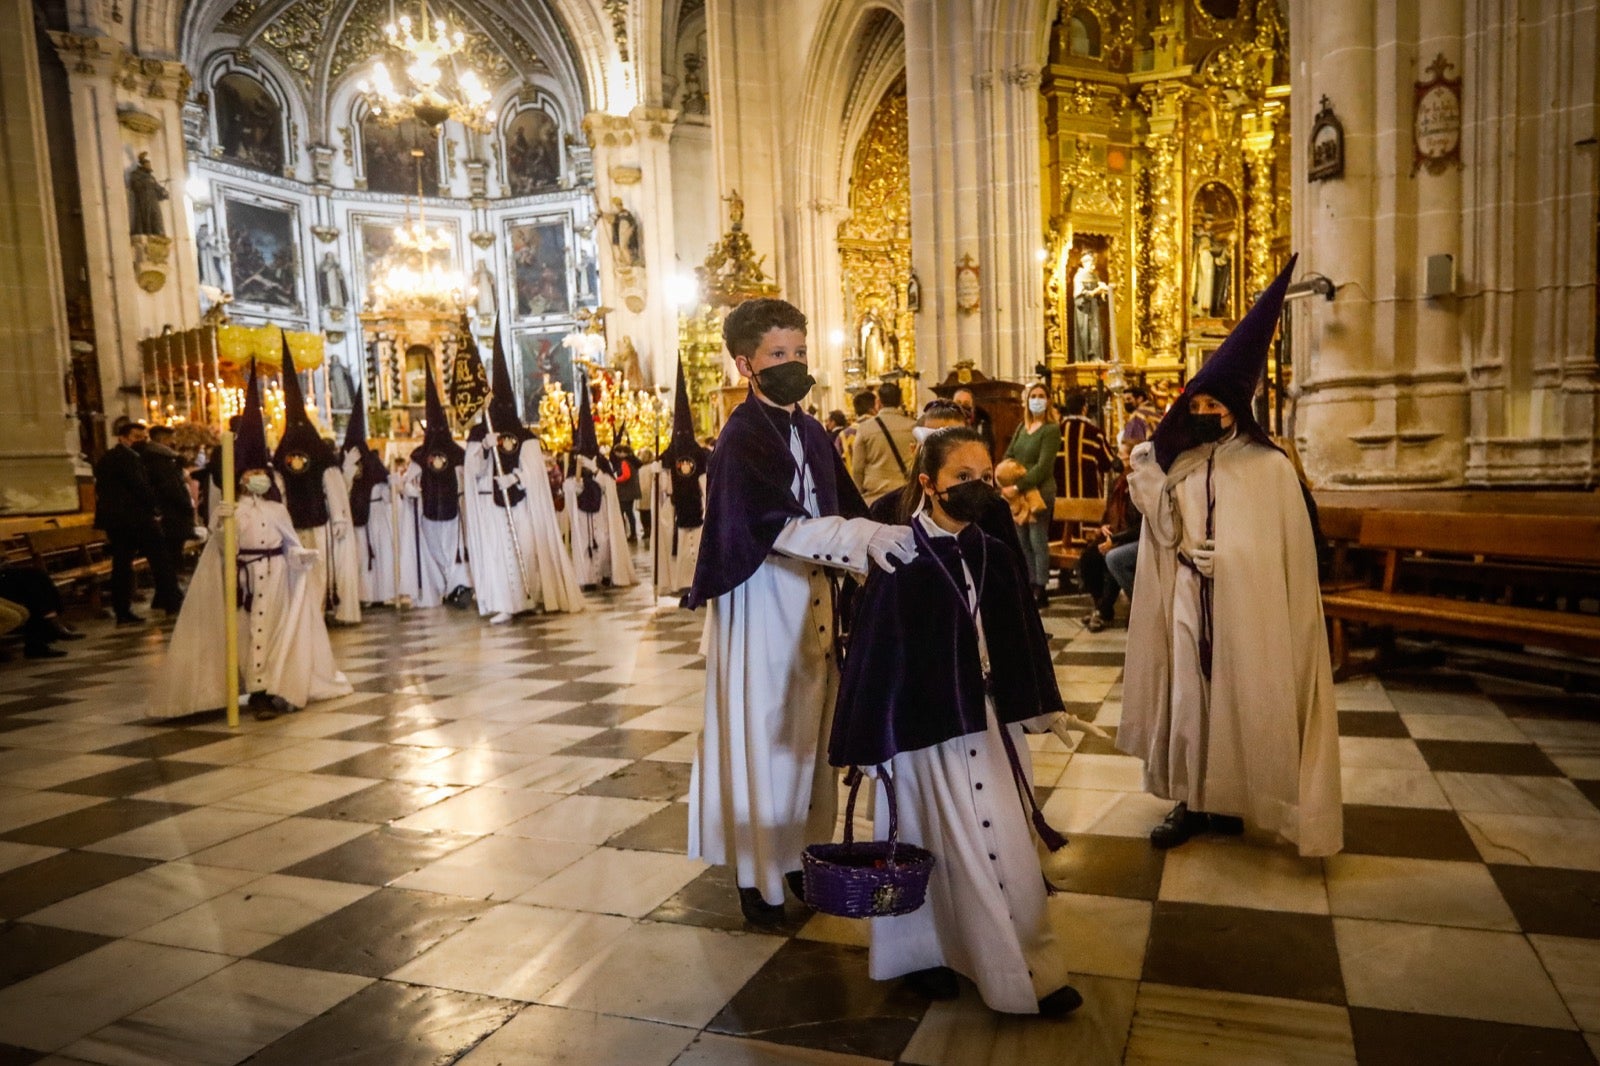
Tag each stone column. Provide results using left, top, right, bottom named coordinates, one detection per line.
left=50, top=32, right=198, bottom=429
left=905, top=1, right=1047, bottom=390
left=0, top=0, right=77, bottom=511
left=1140, top=88, right=1184, bottom=365
left=793, top=198, right=850, bottom=411
left=584, top=107, right=680, bottom=390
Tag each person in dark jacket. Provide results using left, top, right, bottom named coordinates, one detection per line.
left=139, top=425, right=198, bottom=585
left=611, top=437, right=641, bottom=542
left=1078, top=439, right=1142, bottom=631
left=94, top=419, right=181, bottom=622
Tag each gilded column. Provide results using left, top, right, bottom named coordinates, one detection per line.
left=1140, top=85, right=1183, bottom=365
left=0, top=0, right=77, bottom=511
left=1242, top=104, right=1280, bottom=299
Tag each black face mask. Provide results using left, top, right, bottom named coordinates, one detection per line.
left=937, top=480, right=998, bottom=523
left=1191, top=413, right=1228, bottom=443
left=1123, top=401, right=1139, bottom=415
left=754, top=362, right=815, bottom=406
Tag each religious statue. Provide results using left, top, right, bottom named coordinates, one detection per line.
left=195, top=222, right=227, bottom=289
left=602, top=196, right=643, bottom=268
left=1072, top=251, right=1111, bottom=362
left=725, top=189, right=744, bottom=227
left=1210, top=240, right=1232, bottom=317
left=613, top=334, right=645, bottom=391
left=128, top=152, right=168, bottom=238
left=317, top=251, right=348, bottom=310
left=472, top=259, right=497, bottom=320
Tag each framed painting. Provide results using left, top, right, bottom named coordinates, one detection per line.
left=214, top=72, right=284, bottom=174
left=361, top=115, right=438, bottom=196
left=503, top=106, right=561, bottom=195
left=222, top=194, right=301, bottom=311
left=506, top=218, right=571, bottom=319
left=516, top=328, right=573, bottom=420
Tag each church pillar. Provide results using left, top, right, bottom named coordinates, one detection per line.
left=905, top=3, right=1046, bottom=389
left=49, top=32, right=199, bottom=429
left=584, top=107, right=680, bottom=390
left=1139, top=85, right=1184, bottom=366
left=0, top=0, right=77, bottom=511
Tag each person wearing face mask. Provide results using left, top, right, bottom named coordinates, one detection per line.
left=563, top=375, right=638, bottom=591
left=1002, top=384, right=1062, bottom=607
left=654, top=360, right=708, bottom=597
left=685, top=297, right=917, bottom=927
left=1118, top=384, right=1163, bottom=452
left=949, top=387, right=994, bottom=455
left=829, top=426, right=1080, bottom=1017
left=1119, top=257, right=1341, bottom=856
left=152, top=363, right=350, bottom=721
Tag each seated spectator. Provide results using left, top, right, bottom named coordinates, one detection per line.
left=0, top=564, right=85, bottom=660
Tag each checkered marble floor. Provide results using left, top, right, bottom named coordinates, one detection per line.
left=1, top=567, right=1598, bottom=1066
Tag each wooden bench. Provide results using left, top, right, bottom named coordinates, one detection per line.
left=1048, top=496, right=1111, bottom=574
left=23, top=526, right=130, bottom=611
left=1321, top=511, right=1600, bottom=678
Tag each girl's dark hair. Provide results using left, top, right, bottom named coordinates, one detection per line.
left=894, top=425, right=986, bottom=522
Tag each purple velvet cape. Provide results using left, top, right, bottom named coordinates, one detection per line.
left=829, top=522, right=1064, bottom=767
left=683, top=391, right=867, bottom=610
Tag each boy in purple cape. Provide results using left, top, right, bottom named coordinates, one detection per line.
left=685, top=298, right=917, bottom=925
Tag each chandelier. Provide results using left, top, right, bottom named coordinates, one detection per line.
left=357, top=0, right=494, bottom=132
left=369, top=154, right=476, bottom=313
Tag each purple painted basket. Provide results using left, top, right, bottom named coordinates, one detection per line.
left=802, top=766, right=935, bottom=919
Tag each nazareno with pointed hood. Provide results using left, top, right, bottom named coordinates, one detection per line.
left=662, top=359, right=707, bottom=530
left=1151, top=254, right=1297, bottom=471
left=410, top=360, right=465, bottom=521
left=272, top=336, right=338, bottom=528
left=482, top=322, right=533, bottom=507
left=570, top=373, right=604, bottom=514
left=233, top=360, right=279, bottom=499
left=341, top=374, right=388, bottom=527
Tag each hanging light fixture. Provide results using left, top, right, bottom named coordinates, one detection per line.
left=368, top=150, right=476, bottom=313
left=357, top=0, right=494, bottom=132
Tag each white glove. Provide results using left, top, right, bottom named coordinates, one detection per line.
left=289, top=547, right=318, bottom=571
left=866, top=524, right=918, bottom=573
left=403, top=482, right=421, bottom=498
left=214, top=501, right=236, bottom=519
left=495, top=473, right=519, bottom=490
left=1050, top=713, right=1113, bottom=744
left=1190, top=541, right=1216, bottom=578
left=192, top=526, right=209, bottom=542
left=332, top=520, right=351, bottom=539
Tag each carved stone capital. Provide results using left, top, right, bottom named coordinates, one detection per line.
left=582, top=111, right=635, bottom=150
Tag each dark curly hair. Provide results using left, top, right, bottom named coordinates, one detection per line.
left=722, top=298, right=807, bottom=359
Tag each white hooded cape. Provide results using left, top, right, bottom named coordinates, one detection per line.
left=464, top=438, right=585, bottom=615
left=651, top=471, right=705, bottom=596
left=1117, top=436, right=1342, bottom=857
left=562, top=459, right=637, bottom=588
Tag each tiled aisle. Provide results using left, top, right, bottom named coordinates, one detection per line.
left=0, top=576, right=1597, bottom=1065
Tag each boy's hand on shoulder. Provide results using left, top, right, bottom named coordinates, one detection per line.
left=867, top=524, right=917, bottom=573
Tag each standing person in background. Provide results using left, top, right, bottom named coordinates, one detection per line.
left=842, top=390, right=876, bottom=471
left=141, top=424, right=198, bottom=586
left=950, top=387, right=995, bottom=455
left=1002, top=383, right=1062, bottom=607
left=685, top=297, right=916, bottom=926
left=1058, top=391, right=1114, bottom=500
left=341, top=388, right=398, bottom=607
left=611, top=434, right=642, bottom=543
left=95, top=419, right=182, bottom=623
left=655, top=361, right=709, bottom=597
left=563, top=378, right=637, bottom=590
left=1119, top=385, right=1163, bottom=451
left=824, top=410, right=850, bottom=458
left=1078, top=440, right=1141, bottom=632
left=637, top=447, right=657, bottom=544
left=400, top=369, right=472, bottom=609
left=1119, top=257, right=1342, bottom=856
left=851, top=381, right=918, bottom=506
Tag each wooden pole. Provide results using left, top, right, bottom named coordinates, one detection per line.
left=221, top=429, right=240, bottom=729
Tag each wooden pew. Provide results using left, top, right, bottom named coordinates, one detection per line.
left=1321, top=511, right=1600, bottom=678
left=1048, top=496, right=1110, bottom=575
left=23, top=526, right=127, bottom=611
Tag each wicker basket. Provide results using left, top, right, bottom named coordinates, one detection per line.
left=802, top=766, right=935, bottom=919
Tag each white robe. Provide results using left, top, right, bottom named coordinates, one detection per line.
left=562, top=462, right=638, bottom=588
left=399, top=461, right=470, bottom=608
left=287, top=467, right=362, bottom=626
left=651, top=472, right=705, bottom=596
left=1119, top=435, right=1342, bottom=857
left=354, top=477, right=399, bottom=605
left=464, top=439, right=585, bottom=615
left=151, top=494, right=350, bottom=718
left=689, top=425, right=884, bottom=905
left=868, top=514, right=1069, bottom=1014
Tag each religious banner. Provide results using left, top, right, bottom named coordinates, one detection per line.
left=450, top=329, right=490, bottom=428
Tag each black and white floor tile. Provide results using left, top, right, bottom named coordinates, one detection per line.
left=0, top=565, right=1597, bottom=1065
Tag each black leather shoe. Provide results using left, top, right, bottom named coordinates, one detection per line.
left=785, top=870, right=808, bottom=905
left=249, top=693, right=278, bottom=721
left=24, top=644, right=67, bottom=659
left=115, top=613, right=145, bottom=625
left=738, top=887, right=785, bottom=927
left=1149, top=802, right=1207, bottom=849
left=905, top=967, right=960, bottom=1000
left=1208, top=813, right=1245, bottom=836
left=1038, top=984, right=1084, bottom=1017
left=46, top=620, right=86, bottom=641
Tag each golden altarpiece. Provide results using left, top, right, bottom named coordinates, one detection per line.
left=1041, top=0, right=1291, bottom=433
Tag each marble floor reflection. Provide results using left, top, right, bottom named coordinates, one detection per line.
left=0, top=557, right=1597, bottom=1065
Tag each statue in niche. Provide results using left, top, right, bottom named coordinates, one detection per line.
left=195, top=222, right=228, bottom=289
left=601, top=196, right=643, bottom=268
left=128, top=153, right=168, bottom=237
left=1190, top=227, right=1215, bottom=316
left=317, top=251, right=348, bottom=310
left=473, top=260, right=497, bottom=320
left=613, top=334, right=645, bottom=390
left=1210, top=239, right=1232, bottom=317
left=1072, top=251, right=1111, bottom=362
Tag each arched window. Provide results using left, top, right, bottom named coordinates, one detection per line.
left=361, top=115, right=438, bottom=197
left=214, top=72, right=285, bottom=173
left=502, top=105, right=562, bottom=196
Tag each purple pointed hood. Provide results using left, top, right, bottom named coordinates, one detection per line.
left=1151, top=254, right=1297, bottom=470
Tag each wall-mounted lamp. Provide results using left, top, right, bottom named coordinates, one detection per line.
left=1285, top=273, right=1336, bottom=302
